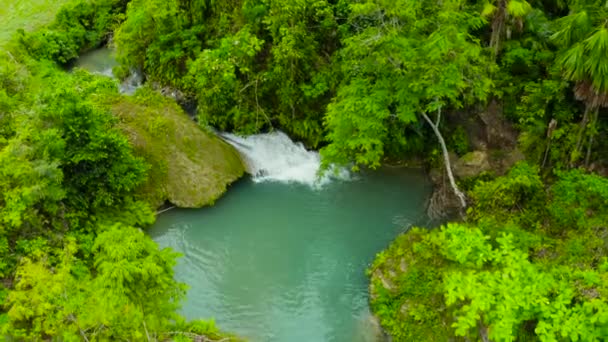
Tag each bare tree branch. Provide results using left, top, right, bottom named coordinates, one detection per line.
left=421, top=111, right=467, bottom=209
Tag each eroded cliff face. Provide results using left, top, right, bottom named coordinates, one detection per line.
left=103, top=88, right=245, bottom=208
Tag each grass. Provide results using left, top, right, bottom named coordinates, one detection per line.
left=0, top=0, right=72, bottom=48
left=1, top=0, right=245, bottom=209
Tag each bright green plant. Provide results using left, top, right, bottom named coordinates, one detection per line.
left=322, top=0, right=494, bottom=169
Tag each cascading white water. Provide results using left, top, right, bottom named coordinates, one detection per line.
left=92, top=67, right=142, bottom=95
left=119, top=70, right=143, bottom=95
left=219, top=131, right=349, bottom=187
left=92, top=65, right=142, bottom=95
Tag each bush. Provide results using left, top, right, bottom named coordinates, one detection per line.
left=549, top=169, right=608, bottom=231
left=18, top=0, right=128, bottom=64
left=468, top=162, right=545, bottom=226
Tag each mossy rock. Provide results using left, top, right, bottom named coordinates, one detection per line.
left=368, top=229, right=456, bottom=341
left=101, top=87, right=245, bottom=208
left=453, top=150, right=491, bottom=179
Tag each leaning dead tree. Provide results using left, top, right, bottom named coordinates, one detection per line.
left=421, top=108, right=467, bottom=209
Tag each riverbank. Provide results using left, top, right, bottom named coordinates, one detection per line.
left=3, top=1, right=608, bottom=341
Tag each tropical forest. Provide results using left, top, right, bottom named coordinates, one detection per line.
left=1, top=0, right=607, bottom=341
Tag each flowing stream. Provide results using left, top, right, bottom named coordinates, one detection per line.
left=72, top=47, right=142, bottom=94
left=74, top=48, right=432, bottom=341
left=149, top=133, right=432, bottom=342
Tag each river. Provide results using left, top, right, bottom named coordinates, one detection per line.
left=74, top=50, right=432, bottom=341
left=148, top=133, right=431, bottom=342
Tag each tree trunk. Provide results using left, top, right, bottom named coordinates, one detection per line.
left=421, top=112, right=467, bottom=209
left=572, top=105, right=590, bottom=167
left=542, top=119, right=557, bottom=169
left=584, top=109, right=599, bottom=168
left=490, top=0, right=508, bottom=57
left=478, top=322, right=490, bottom=342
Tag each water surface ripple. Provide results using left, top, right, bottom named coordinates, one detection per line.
left=149, top=169, right=431, bottom=342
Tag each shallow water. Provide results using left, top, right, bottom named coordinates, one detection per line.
left=72, top=47, right=142, bottom=94
left=72, top=47, right=432, bottom=340
left=72, top=48, right=117, bottom=76
left=149, top=168, right=431, bottom=342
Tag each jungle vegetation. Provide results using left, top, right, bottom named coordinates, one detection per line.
left=0, top=0, right=607, bottom=341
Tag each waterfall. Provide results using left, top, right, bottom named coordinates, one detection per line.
left=76, top=64, right=142, bottom=94
left=219, top=131, right=350, bottom=187
left=119, top=69, right=143, bottom=95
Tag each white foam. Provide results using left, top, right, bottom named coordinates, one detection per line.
left=119, top=69, right=143, bottom=95
left=219, top=131, right=349, bottom=187
left=84, top=67, right=142, bottom=95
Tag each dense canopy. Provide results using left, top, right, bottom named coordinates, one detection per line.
left=0, top=0, right=607, bottom=341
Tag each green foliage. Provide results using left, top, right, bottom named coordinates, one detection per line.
left=0, top=67, right=149, bottom=236
left=322, top=0, right=494, bottom=168
left=39, top=78, right=147, bottom=213
left=371, top=220, right=608, bottom=341
left=0, top=58, right=29, bottom=144
left=0, top=52, right=231, bottom=339
left=548, top=169, right=608, bottom=230
left=19, top=0, right=128, bottom=64
left=552, top=2, right=608, bottom=106
left=443, top=229, right=608, bottom=342
left=115, top=0, right=342, bottom=146
left=448, top=126, right=470, bottom=156
left=4, top=0, right=608, bottom=341
left=0, top=127, right=65, bottom=233
left=368, top=228, right=452, bottom=341
left=110, top=0, right=607, bottom=166
left=469, top=162, right=545, bottom=226
left=186, top=27, right=265, bottom=133
left=431, top=223, right=492, bottom=268
left=2, top=227, right=190, bottom=340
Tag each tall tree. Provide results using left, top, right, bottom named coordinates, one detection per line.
left=4, top=226, right=186, bottom=341
left=322, top=0, right=494, bottom=208
left=552, top=0, right=608, bottom=166
left=482, top=0, right=533, bottom=56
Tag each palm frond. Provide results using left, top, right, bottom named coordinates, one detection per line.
left=482, top=2, right=497, bottom=18
left=507, top=0, right=532, bottom=18
left=551, top=11, right=592, bottom=46
left=558, top=42, right=586, bottom=82
left=583, top=27, right=608, bottom=94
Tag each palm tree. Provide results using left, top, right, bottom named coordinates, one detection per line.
left=552, top=1, right=608, bottom=166
left=482, top=0, right=533, bottom=56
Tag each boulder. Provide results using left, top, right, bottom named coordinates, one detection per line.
left=105, top=89, right=245, bottom=208
left=453, top=150, right=491, bottom=179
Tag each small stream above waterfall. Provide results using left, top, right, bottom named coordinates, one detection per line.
left=149, top=132, right=432, bottom=342
left=71, top=47, right=142, bottom=94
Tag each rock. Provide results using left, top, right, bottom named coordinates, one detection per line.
left=426, top=178, right=462, bottom=220
left=448, top=100, right=518, bottom=151
left=453, top=150, right=491, bottom=179
left=479, top=100, right=518, bottom=149
left=353, top=311, right=387, bottom=342
left=373, top=269, right=395, bottom=293
left=106, top=89, right=245, bottom=208
left=491, top=148, right=525, bottom=176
